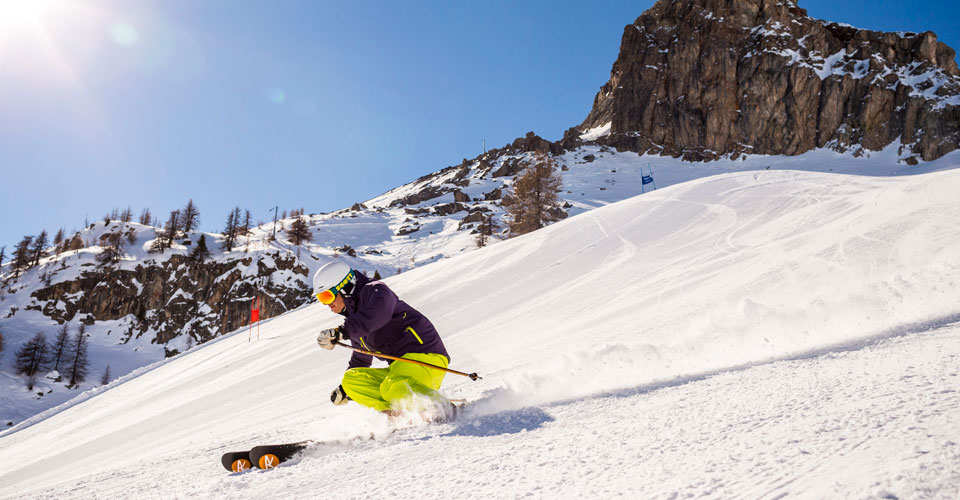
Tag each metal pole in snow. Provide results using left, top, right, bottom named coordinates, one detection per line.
left=270, top=206, right=279, bottom=240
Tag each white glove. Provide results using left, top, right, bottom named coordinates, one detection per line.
left=330, top=385, right=349, bottom=405
left=317, top=326, right=343, bottom=350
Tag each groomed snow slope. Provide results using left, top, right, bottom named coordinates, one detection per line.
left=1, top=169, right=959, bottom=499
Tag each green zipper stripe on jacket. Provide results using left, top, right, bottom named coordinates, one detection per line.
left=360, top=338, right=370, bottom=351
left=405, top=326, right=424, bottom=344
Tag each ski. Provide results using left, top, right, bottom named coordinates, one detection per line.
left=220, top=441, right=312, bottom=472
left=249, top=441, right=313, bottom=470
left=221, top=399, right=469, bottom=472
left=221, top=450, right=254, bottom=473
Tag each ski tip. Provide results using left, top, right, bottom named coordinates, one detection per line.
left=231, top=458, right=252, bottom=473
left=257, top=453, right=281, bottom=470
left=221, top=450, right=253, bottom=473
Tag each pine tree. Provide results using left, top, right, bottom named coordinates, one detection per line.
left=0, top=245, right=6, bottom=269
left=373, top=270, right=382, bottom=280
left=68, top=233, right=84, bottom=252
left=139, top=207, right=153, bottom=226
left=242, top=210, right=252, bottom=236
left=53, top=228, right=65, bottom=254
left=31, top=230, right=48, bottom=267
left=165, top=210, right=182, bottom=248
left=67, top=324, right=89, bottom=388
left=96, top=232, right=125, bottom=266
left=475, top=214, right=500, bottom=248
left=120, top=207, right=133, bottom=223
left=232, top=207, right=243, bottom=239
left=14, top=332, right=49, bottom=390
left=504, top=153, right=563, bottom=237
left=286, top=217, right=313, bottom=257
left=100, top=365, right=112, bottom=385
left=149, top=229, right=168, bottom=253
left=222, top=208, right=237, bottom=251
left=13, top=235, right=33, bottom=278
left=50, top=323, right=72, bottom=374
left=190, top=234, right=211, bottom=263
left=475, top=224, right=487, bottom=248
left=182, top=199, right=200, bottom=233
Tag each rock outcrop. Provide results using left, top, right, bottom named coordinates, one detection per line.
left=572, top=0, right=960, bottom=161
left=30, top=252, right=310, bottom=355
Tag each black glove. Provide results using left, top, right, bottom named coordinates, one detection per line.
left=330, top=385, right=349, bottom=406
left=317, top=326, right=343, bottom=350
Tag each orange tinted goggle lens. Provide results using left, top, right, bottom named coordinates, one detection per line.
left=316, top=289, right=337, bottom=305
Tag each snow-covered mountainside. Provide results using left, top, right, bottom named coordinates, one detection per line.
left=1, top=166, right=959, bottom=499
left=5, top=0, right=960, bottom=434
left=2, top=143, right=960, bottom=429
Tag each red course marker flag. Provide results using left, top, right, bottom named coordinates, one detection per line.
left=249, top=296, right=261, bottom=341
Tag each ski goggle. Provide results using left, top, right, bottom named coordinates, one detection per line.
left=315, top=270, right=355, bottom=305
left=315, top=289, right=338, bottom=305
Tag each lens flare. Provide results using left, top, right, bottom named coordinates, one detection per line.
left=109, top=22, right=139, bottom=46
left=266, top=88, right=286, bottom=104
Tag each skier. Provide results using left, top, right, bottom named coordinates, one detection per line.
left=313, top=261, right=452, bottom=415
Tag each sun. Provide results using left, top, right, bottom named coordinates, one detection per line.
left=0, top=0, right=55, bottom=28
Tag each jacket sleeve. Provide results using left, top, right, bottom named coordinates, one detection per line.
left=343, top=284, right=398, bottom=339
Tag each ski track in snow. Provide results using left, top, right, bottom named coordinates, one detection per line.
left=7, top=324, right=959, bottom=500
left=2, top=168, right=960, bottom=498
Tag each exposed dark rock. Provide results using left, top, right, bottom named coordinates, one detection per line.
left=576, top=0, right=960, bottom=161
left=389, top=185, right=447, bottom=207
left=453, top=190, right=471, bottom=203
left=475, top=159, right=494, bottom=177
left=484, top=188, right=503, bottom=200
left=493, top=158, right=522, bottom=178
left=457, top=210, right=488, bottom=230
left=32, top=253, right=310, bottom=349
left=546, top=207, right=569, bottom=221
left=397, top=224, right=421, bottom=236
left=335, top=245, right=358, bottom=257
left=432, top=203, right=467, bottom=216
left=511, top=132, right=565, bottom=155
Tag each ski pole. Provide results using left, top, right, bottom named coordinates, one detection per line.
left=334, top=341, right=482, bottom=380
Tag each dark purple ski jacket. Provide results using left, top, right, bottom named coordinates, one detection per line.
left=338, top=272, right=449, bottom=370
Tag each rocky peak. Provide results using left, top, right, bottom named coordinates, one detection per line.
left=576, top=0, right=960, bottom=162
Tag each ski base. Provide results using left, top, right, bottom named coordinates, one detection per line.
left=220, top=399, right=470, bottom=472
left=220, top=441, right=311, bottom=472
left=221, top=451, right=253, bottom=472
left=249, top=441, right=313, bottom=470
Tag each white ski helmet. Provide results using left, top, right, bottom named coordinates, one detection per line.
left=312, top=261, right=355, bottom=304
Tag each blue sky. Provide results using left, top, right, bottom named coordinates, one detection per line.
left=1, top=0, right=958, bottom=252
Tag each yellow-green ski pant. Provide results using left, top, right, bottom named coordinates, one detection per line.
left=340, top=353, right=449, bottom=412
